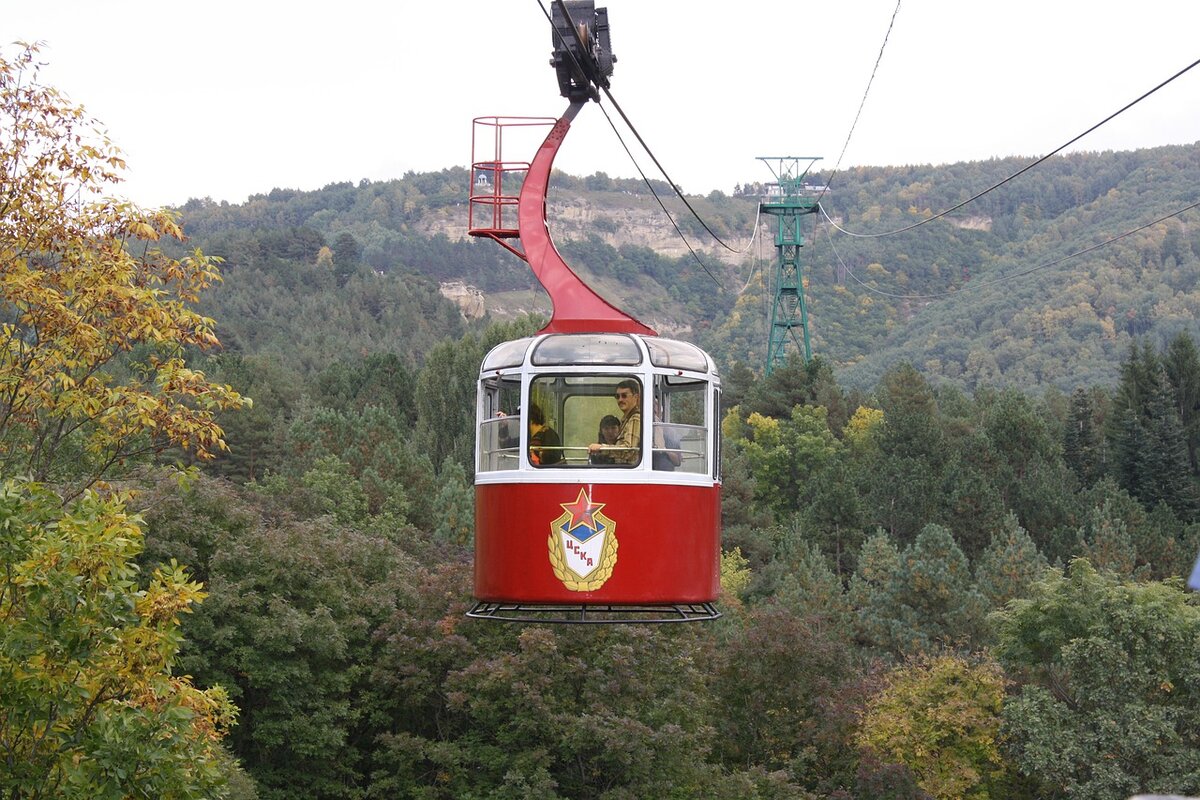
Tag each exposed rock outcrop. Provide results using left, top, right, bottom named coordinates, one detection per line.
left=439, top=281, right=486, bottom=320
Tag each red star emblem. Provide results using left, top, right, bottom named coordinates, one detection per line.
left=560, top=488, right=605, bottom=532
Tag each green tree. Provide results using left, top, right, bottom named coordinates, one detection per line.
left=1163, top=330, right=1200, bottom=472
left=732, top=405, right=840, bottom=519
left=313, top=352, right=416, bottom=422
left=169, top=507, right=411, bottom=800
left=369, top=568, right=724, bottom=799
left=0, top=480, right=235, bottom=799
left=1063, top=387, right=1104, bottom=486
left=1107, top=341, right=1197, bottom=518
left=937, top=429, right=1007, bottom=560
left=850, top=525, right=987, bottom=656
left=847, top=530, right=902, bottom=650
left=283, top=403, right=437, bottom=527
left=432, top=457, right=474, bottom=545
left=973, top=513, right=1048, bottom=608
left=713, top=601, right=858, bottom=795
left=199, top=353, right=298, bottom=483
left=1139, top=363, right=1198, bottom=518
left=743, top=355, right=848, bottom=432
left=798, top=460, right=866, bottom=576
left=865, top=365, right=946, bottom=543
left=414, top=316, right=542, bottom=476
left=719, top=443, right=776, bottom=568
left=330, top=231, right=362, bottom=288
left=1074, top=500, right=1139, bottom=577
left=995, top=560, right=1200, bottom=799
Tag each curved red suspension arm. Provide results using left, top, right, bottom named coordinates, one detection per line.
left=518, top=102, right=655, bottom=336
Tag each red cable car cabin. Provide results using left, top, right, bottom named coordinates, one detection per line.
left=470, top=333, right=722, bottom=622
left=465, top=2, right=721, bottom=621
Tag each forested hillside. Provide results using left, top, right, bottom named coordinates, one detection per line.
left=173, top=142, right=1200, bottom=394
left=5, top=43, right=1200, bottom=800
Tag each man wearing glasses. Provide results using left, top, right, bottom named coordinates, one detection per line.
left=588, top=379, right=641, bottom=465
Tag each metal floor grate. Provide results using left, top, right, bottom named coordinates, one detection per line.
left=466, top=601, right=721, bottom=624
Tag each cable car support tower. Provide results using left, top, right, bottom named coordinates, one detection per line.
left=758, top=156, right=822, bottom=374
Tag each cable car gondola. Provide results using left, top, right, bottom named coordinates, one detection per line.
left=466, top=1, right=721, bottom=623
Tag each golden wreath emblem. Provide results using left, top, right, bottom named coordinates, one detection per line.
left=548, top=487, right=618, bottom=591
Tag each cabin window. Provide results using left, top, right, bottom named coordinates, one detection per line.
left=531, top=334, right=642, bottom=366
left=645, top=338, right=709, bottom=372
left=528, top=374, right=643, bottom=467
left=482, top=338, right=533, bottom=371
left=653, top=376, right=709, bottom=475
left=477, top=375, right=521, bottom=472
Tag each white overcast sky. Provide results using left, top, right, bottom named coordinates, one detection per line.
left=7, top=0, right=1200, bottom=208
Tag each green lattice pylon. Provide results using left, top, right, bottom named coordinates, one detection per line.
left=757, top=156, right=822, bottom=374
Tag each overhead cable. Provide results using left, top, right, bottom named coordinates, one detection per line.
left=825, top=55, right=1200, bottom=238
left=812, top=0, right=902, bottom=210
left=826, top=200, right=1200, bottom=300
left=535, top=0, right=732, bottom=286
left=594, top=101, right=726, bottom=286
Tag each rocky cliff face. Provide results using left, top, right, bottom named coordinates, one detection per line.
left=425, top=197, right=761, bottom=268
left=438, top=280, right=486, bottom=320
left=425, top=194, right=758, bottom=334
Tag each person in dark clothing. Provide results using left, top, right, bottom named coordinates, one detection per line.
left=528, top=403, right=563, bottom=465
left=590, top=414, right=621, bottom=464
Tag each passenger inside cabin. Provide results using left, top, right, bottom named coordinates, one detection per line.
left=652, top=397, right=682, bottom=471
left=588, top=379, right=641, bottom=465
left=528, top=403, right=563, bottom=466
left=589, top=414, right=621, bottom=464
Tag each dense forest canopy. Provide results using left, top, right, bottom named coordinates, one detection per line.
left=4, top=42, right=1200, bottom=800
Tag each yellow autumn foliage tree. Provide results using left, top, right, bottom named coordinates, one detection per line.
left=858, top=654, right=1009, bottom=800
left=0, top=43, right=245, bottom=493
left=0, top=43, right=245, bottom=798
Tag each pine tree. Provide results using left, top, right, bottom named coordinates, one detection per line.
left=975, top=513, right=1049, bottom=607
left=851, top=525, right=987, bottom=656
left=1139, top=364, right=1198, bottom=519
left=1063, top=387, right=1103, bottom=485
left=1108, top=340, right=1159, bottom=496
left=1163, top=331, right=1200, bottom=473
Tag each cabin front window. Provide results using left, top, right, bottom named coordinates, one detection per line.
left=528, top=375, right=643, bottom=467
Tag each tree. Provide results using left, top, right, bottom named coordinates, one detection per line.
left=1062, top=387, right=1103, bottom=486
left=0, top=480, right=235, bottom=799
left=0, top=44, right=245, bottom=495
left=743, top=355, right=847, bottom=432
left=1163, top=330, right=1200, bottom=472
left=858, top=655, right=1009, bottom=800
left=1138, top=363, right=1198, bottom=518
left=165, top=505, right=412, bottom=800
left=369, top=570, right=724, bottom=800
left=713, top=601, right=858, bottom=795
left=198, top=353, right=298, bottom=483
left=973, top=513, right=1048, bottom=608
left=995, top=560, right=1200, bottom=799
left=0, top=43, right=244, bottom=800
left=1106, top=340, right=1197, bottom=518
left=865, top=365, right=946, bottom=543
left=850, top=525, right=987, bottom=657
left=732, top=405, right=840, bottom=519
left=313, top=352, right=416, bottom=422
left=414, top=316, right=542, bottom=476
left=432, top=457, right=474, bottom=545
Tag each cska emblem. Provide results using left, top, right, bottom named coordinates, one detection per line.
left=548, top=487, right=619, bottom=591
